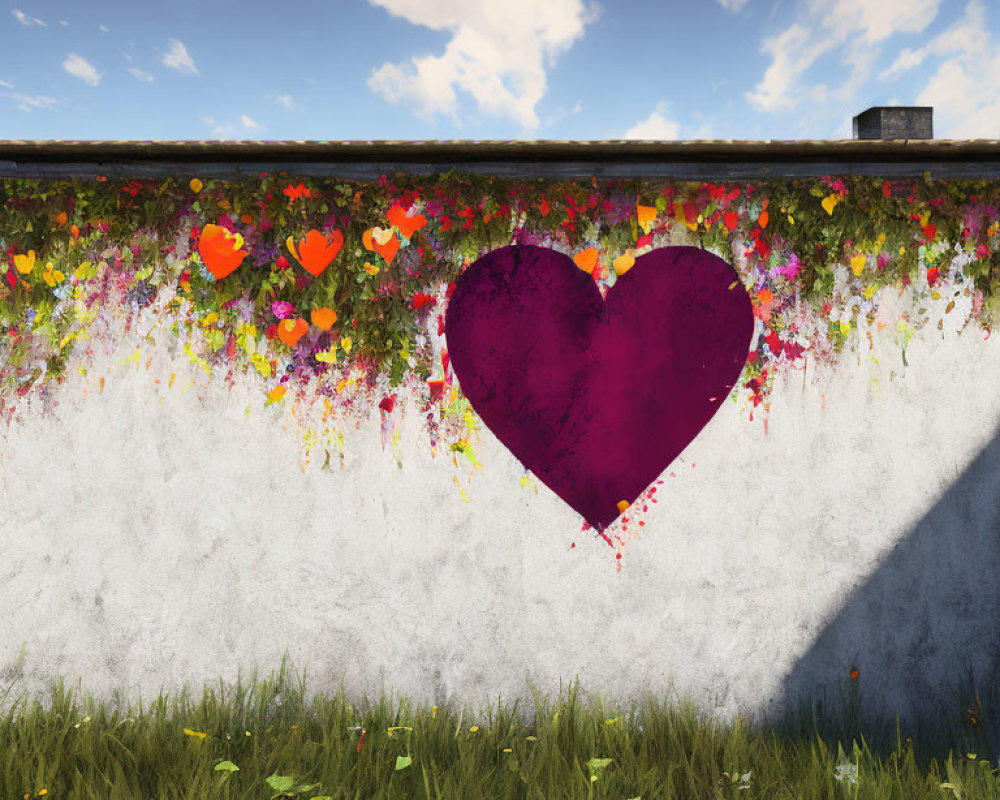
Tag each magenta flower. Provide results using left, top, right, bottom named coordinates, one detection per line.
left=271, top=300, right=294, bottom=319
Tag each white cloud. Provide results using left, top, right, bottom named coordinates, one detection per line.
left=819, top=0, right=940, bottom=43
left=717, top=0, right=749, bottom=11
left=746, top=24, right=821, bottom=112
left=746, top=0, right=943, bottom=113
left=63, top=53, right=101, bottom=87
left=12, top=9, right=45, bottom=26
left=161, top=39, right=198, bottom=74
left=0, top=80, right=13, bottom=89
left=367, top=0, right=595, bottom=129
left=7, top=92, right=56, bottom=111
left=58, top=19, right=68, bottom=26
left=99, top=24, right=109, bottom=33
left=210, top=123, right=236, bottom=138
left=128, top=67, right=154, bottom=83
left=914, top=1, right=1000, bottom=137
left=205, top=116, right=262, bottom=139
left=880, top=47, right=927, bottom=79
left=625, top=104, right=681, bottom=139
left=276, top=94, right=299, bottom=111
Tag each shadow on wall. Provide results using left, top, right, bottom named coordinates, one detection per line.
left=775, top=427, right=1000, bottom=754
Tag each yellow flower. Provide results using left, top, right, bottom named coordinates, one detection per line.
left=189, top=178, right=203, bottom=193
left=42, top=265, right=65, bottom=286
left=821, top=194, right=840, bottom=215
left=13, top=250, right=35, bottom=274
left=363, top=261, right=379, bottom=275
left=340, top=336, right=353, bottom=355
left=849, top=255, right=866, bottom=276
left=612, top=251, right=635, bottom=275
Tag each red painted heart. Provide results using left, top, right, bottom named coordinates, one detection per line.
left=445, top=245, right=753, bottom=531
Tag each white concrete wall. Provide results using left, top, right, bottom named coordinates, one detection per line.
left=2, top=292, right=1000, bottom=733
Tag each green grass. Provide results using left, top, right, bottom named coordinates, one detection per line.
left=2, top=658, right=999, bottom=799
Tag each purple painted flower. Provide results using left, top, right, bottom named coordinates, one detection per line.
left=252, top=241, right=279, bottom=268
left=776, top=252, right=801, bottom=280
left=271, top=300, right=294, bottom=319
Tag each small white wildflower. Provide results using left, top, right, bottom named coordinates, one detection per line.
left=834, top=762, right=858, bottom=786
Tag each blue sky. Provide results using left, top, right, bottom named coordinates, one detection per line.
left=1, top=0, right=997, bottom=140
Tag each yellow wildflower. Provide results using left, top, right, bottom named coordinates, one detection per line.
left=13, top=250, right=35, bottom=274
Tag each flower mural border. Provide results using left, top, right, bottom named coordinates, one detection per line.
left=1, top=171, right=997, bottom=484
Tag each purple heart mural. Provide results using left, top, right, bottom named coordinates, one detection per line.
left=445, top=245, right=754, bottom=531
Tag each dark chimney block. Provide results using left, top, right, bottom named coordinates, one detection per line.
left=853, top=106, right=933, bottom=139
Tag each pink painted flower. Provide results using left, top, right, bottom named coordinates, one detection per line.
left=271, top=300, right=294, bottom=319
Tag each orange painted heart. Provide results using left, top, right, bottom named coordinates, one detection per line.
left=387, top=204, right=428, bottom=240
left=278, top=317, right=309, bottom=347
left=573, top=247, right=599, bottom=274
left=286, top=229, right=343, bottom=277
left=363, top=227, right=400, bottom=265
left=310, top=307, right=337, bottom=331
left=198, top=224, right=247, bottom=280
left=636, top=203, right=657, bottom=232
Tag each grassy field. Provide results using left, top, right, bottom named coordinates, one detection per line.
left=2, top=660, right=999, bottom=799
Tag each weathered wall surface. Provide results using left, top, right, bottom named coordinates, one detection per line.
left=3, top=306, right=998, bottom=731
left=2, top=169, right=1000, bottom=739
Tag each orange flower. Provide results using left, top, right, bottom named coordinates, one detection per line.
left=310, top=307, right=337, bottom=331
left=277, top=317, right=309, bottom=347
left=573, top=247, right=599, bottom=274
left=55, top=211, right=68, bottom=225
left=286, top=229, right=343, bottom=277
left=850, top=668, right=859, bottom=681
left=387, top=204, right=428, bottom=239
left=198, top=224, right=247, bottom=280
left=265, top=385, right=286, bottom=405
left=362, top=227, right=400, bottom=265
left=636, top=204, right=657, bottom=233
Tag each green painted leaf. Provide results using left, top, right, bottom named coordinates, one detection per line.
left=586, top=757, right=613, bottom=778
left=395, top=755, right=412, bottom=771
left=266, top=773, right=295, bottom=792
